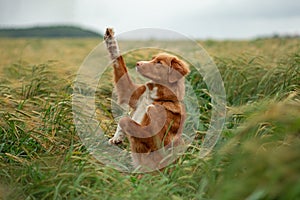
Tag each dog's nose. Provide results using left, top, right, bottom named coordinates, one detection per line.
left=136, top=61, right=143, bottom=66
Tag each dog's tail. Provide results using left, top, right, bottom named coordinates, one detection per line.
left=104, top=28, right=120, bottom=60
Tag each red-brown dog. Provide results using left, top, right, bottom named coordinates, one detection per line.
left=105, top=29, right=189, bottom=171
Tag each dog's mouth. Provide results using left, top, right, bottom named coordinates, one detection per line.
left=135, top=66, right=153, bottom=81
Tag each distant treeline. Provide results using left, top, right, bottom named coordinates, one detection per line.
left=0, top=26, right=102, bottom=38
left=256, top=33, right=300, bottom=40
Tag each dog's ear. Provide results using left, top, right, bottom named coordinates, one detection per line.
left=168, top=57, right=189, bottom=83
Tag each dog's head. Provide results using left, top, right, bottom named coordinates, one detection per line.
left=136, top=53, right=189, bottom=84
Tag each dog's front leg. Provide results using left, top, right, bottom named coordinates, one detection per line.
left=104, top=28, right=139, bottom=145
left=119, top=105, right=167, bottom=139
left=104, top=28, right=138, bottom=105
left=112, top=56, right=139, bottom=105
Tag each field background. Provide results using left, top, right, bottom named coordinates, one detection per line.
left=0, top=37, right=299, bottom=199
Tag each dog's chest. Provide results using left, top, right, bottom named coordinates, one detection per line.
left=132, top=86, right=158, bottom=124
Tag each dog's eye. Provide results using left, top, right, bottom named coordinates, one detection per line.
left=157, top=60, right=162, bottom=64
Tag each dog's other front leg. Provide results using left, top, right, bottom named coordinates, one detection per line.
left=119, top=105, right=167, bottom=139
left=118, top=116, right=141, bottom=136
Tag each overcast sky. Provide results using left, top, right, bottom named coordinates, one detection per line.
left=0, top=0, right=299, bottom=39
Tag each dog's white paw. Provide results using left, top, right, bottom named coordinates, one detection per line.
left=108, top=136, right=124, bottom=145
left=108, top=126, right=125, bottom=145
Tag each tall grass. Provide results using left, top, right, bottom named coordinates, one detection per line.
left=216, top=53, right=300, bottom=105
left=0, top=38, right=299, bottom=199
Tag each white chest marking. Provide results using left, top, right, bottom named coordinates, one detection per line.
left=132, top=86, right=158, bottom=124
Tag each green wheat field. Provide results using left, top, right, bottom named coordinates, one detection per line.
left=0, top=38, right=299, bottom=199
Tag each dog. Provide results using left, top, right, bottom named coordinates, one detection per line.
left=104, top=29, right=189, bottom=171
